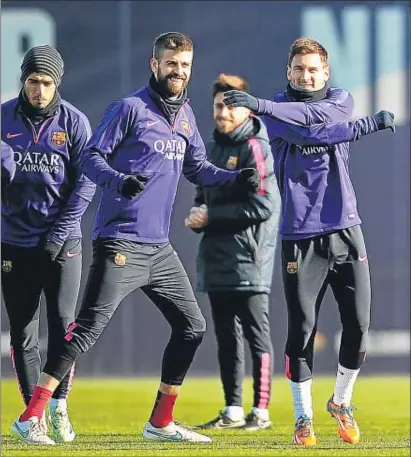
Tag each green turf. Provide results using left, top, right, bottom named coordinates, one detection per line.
left=1, top=376, right=410, bottom=456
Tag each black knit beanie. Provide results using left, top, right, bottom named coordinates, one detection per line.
left=20, top=45, right=64, bottom=86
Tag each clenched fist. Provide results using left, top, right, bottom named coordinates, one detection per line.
left=185, top=204, right=208, bottom=229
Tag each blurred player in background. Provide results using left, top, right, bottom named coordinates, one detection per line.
left=223, top=37, right=395, bottom=446
left=12, top=32, right=261, bottom=445
left=185, top=74, right=280, bottom=431
left=1, top=45, right=96, bottom=444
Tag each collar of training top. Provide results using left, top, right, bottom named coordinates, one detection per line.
left=286, top=82, right=328, bottom=102
left=17, top=88, right=61, bottom=122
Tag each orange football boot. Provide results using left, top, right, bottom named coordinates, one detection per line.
left=293, top=415, right=317, bottom=446
left=327, top=397, right=360, bottom=444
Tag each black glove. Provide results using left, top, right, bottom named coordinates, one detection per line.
left=223, top=90, right=260, bottom=113
left=235, top=168, right=261, bottom=193
left=44, top=240, right=63, bottom=262
left=373, top=110, right=395, bottom=133
left=120, top=175, right=149, bottom=199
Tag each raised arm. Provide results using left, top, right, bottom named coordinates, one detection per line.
left=223, top=90, right=395, bottom=145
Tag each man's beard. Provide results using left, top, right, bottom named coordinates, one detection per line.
left=156, top=70, right=188, bottom=98
left=216, top=119, right=234, bottom=134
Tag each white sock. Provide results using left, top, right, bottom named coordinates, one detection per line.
left=290, top=379, right=313, bottom=420
left=333, top=363, right=360, bottom=406
left=251, top=407, right=269, bottom=421
left=224, top=406, right=244, bottom=420
left=49, top=398, right=67, bottom=412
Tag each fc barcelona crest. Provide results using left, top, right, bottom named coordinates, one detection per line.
left=286, top=261, right=298, bottom=274
left=51, top=131, right=67, bottom=146
left=181, top=121, right=190, bottom=136
left=226, top=156, right=238, bottom=170
left=2, top=260, right=12, bottom=272
left=114, top=253, right=127, bottom=266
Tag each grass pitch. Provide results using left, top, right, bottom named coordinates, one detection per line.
left=1, top=376, right=410, bottom=456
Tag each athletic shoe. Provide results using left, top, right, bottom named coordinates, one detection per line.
left=293, top=414, right=317, bottom=446
left=11, top=416, right=55, bottom=445
left=49, top=405, right=76, bottom=442
left=242, top=411, right=272, bottom=431
left=142, top=421, right=212, bottom=442
left=327, top=397, right=360, bottom=444
left=192, top=410, right=246, bottom=429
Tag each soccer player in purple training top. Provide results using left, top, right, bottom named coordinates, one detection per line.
left=12, top=32, right=261, bottom=445
left=2, top=45, right=96, bottom=444
left=223, top=37, right=395, bottom=446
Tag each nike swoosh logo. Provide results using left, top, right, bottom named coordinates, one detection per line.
left=51, top=421, right=72, bottom=432
left=147, top=429, right=183, bottom=440
left=14, top=423, right=29, bottom=438
left=51, top=420, right=60, bottom=430
left=147, top=120, right=159, bottom=127
left=6, top=133, right=23, bottom=139
left=67, top=251, right=81, bottom=258
left=358, top=255, right=368, bottom=262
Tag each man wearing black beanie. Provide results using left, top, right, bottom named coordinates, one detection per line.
left=17, top=45, right=64, bottom=119
left=20, top=44, right=65, bottom=88
left=1, top=45, right=96, bottom=445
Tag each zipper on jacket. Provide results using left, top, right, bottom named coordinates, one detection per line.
left=25, top=115, right=54, bottom=144
left=170, top=99, right=189, bottom=134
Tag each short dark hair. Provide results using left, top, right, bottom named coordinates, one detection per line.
left=212, top=73, right=250, bottom=98
left=288, top=37, right=329, bottom=67
left=153, top=32, right=193, bottom=60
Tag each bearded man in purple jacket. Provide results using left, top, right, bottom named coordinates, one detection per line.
left=223, top=37, right=395, bottom=446
left=13, top=32, right=262, bottom=445
left=2, top=45, right=96, bottom=444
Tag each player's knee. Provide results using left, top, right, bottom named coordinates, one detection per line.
left=355, top=327, right=369, bottom=353
left=289, top=311, right=316, bottom=334
left=287, top=322, right=316, bottom=353
left=183, top=326, right=206, bottom=344
left=252, top=345, right=273, bottom=361
left=183, top=330, right=205, bottom=352
left=195, top=326, right=206, bottom=341
left=49, top=314, right=75, bottom=330
left=63, top=320, right=104, bottom=354
left=196, top=314, right=207, bottom=334
left=47, top=315, right=75, bottom=341
left=344, top=319, right=370, bottom=341
left=339, top=323, right=369, bottom=369
left=301, top=317, right=317, bottom=335
left=182, top=313, right=207, bottom=337
left=359, top=317, right=370, bottom=334
left=284, top=354, right=312, bottom=382
left=178, top=323, right=206, bottom=351
left=10, top=325, right=39, bottom=351
left=357, top=324, right=370, bottom=343
left=339, top=348, right=367, bottom=370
